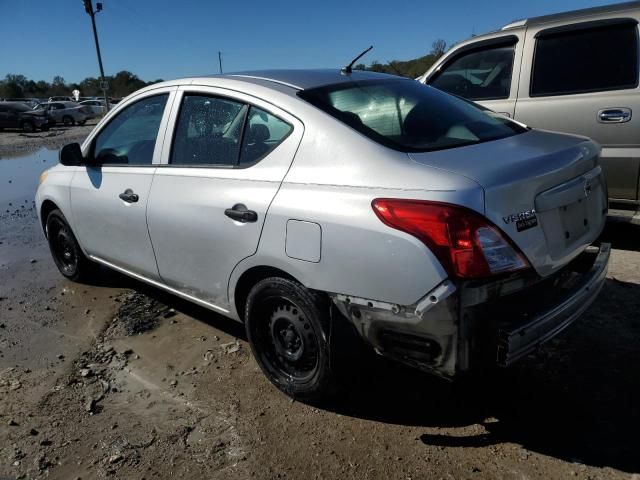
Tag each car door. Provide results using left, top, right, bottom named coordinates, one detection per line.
left=146, top=87, right=303, bottom=311
left=49, top=103, right=64, bottom=123
left=425, top=34, right=525, bottom=117
left=70, top=89, right=176, bottom=279
left=514, top=17, right=640, bottom=201
left=0, top=105, right=9, bottom=128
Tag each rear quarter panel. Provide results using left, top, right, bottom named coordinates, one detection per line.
left=229, top=106, right=485, bottom=309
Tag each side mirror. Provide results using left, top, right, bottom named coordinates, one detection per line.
left=59, top=143, right=83, bottom=166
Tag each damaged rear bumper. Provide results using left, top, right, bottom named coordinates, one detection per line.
left=496, top=243, right=610, bottom=366
left=331, top=243, right=610, bottom=378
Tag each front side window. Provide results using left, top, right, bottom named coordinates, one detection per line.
left=93, top=94, right=168, bottom=165
left=430, top=44, right=515, bottom=100
left=299, top=79, right=525, bottom=153
left=531, top=21, right=639, bottom=96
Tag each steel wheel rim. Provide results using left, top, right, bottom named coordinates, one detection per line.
left=256, top=295, right=319, bottom=383
left=49, top=219, right=77, bottom=275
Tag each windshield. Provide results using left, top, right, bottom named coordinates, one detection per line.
left=298, top=79, right=526, bottom=152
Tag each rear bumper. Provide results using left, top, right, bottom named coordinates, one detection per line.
left=332, top=243, right=610, bottom=379
left=496, top=243, right=610, bottom=366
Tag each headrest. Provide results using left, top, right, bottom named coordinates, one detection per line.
left=249, top=123, right=270, bottom=143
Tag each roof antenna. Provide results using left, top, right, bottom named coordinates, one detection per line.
left=342, top=45, right=373, bottom=75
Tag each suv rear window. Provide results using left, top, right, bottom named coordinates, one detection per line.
left=299, top=79, right=525, bottom=152
left=531, top=21, right=639, bottom=96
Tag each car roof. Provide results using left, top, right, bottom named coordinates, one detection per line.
left=223, top=69, right=400, bottom=90
left=150, top=68, right=402, bottom=92
left=501, top=0, right=640, bottom=30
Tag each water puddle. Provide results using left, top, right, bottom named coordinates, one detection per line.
left=0, top=148, right=58, bottom=212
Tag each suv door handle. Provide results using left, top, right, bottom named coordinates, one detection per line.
left=119, top=189, right=139, bottom=203
left=224, top=203, right=258, bottom=223
left=598, top=108, right=631, bottom=123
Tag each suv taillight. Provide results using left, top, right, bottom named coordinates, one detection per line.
left=372, top=199, right=529, bottom=279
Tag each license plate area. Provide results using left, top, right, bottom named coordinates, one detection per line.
left=560, top=198, right=591, bottom=246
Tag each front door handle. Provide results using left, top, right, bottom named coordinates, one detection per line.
left=119, top=188, right=139, bottom=203
left=598, top=108, right=632, bottom=123
left=224, top=203, right=258, bottom=223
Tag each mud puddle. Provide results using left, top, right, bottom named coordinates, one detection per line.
left=0, top=148, right=58, bottom=213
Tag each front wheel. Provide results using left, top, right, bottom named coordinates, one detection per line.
left=21, top=121, right=35, bottom=133
left=46, top=209, right=92, bottom=282
left=62, top=116, right=73, bottom=126
left=245, top=277, right=335, bottom=401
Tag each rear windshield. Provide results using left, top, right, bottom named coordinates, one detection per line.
left=298, top=79, right=526, bottom=152
left=6, top=103, right=30, bottom=112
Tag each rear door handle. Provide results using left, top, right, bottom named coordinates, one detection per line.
left=598, top=108, right=631, bottom=123
left=119, top=188, right=139, bottom=203
left=224, top=203, right=258, bottom=223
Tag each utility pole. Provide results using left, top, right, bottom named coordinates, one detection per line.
left=218, top=51, right=223, bottom=74
left=82, top=0, right=109, bottom=112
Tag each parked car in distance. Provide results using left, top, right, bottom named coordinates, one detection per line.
left=48, top=96, right=75, bottom=103
left=79, top=99, right=113, bottom=116
left=1, top=97, right=40, bottom=108
left=419, top=1, right=640, bottom=219
left=37, top=70, right=610, bottom=400
left=0, top=101, right=49, bottom=132
left=34, top=101, right=91, bottom=125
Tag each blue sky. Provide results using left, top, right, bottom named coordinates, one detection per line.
left=0, top=0, right=621, bottom=83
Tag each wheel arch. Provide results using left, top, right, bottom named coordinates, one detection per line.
left=232, top=265, right=299, bottom=322
left=40, top=199, right=60, bottom=237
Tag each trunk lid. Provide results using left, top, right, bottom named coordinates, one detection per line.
left=408, top=129, right=607, bottom=277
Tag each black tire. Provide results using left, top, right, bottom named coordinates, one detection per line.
left=40, top=125, right=50, bottom=132
left=245, top=277, right=335, bottom=401
left=45, top=209, right=91, bottom=282
left=77, top=120, right=86, bottom=126
left=21, top=121, right=35, bottom=133
left=62, top=116, right=73, bottom=126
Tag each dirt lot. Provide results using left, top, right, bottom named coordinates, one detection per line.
left=1, top=129, right=639, bottom=479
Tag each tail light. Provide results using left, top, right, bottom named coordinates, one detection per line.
left=372, top=199, right=529, bottom=279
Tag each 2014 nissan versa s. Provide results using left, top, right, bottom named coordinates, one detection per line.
left=36, top=69, right=610, bottom=400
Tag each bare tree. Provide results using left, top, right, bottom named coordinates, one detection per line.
left=430, top=39, right=447, bottom=58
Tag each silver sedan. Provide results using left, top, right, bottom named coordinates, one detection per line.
left=36, top=70, right=609, bottom=400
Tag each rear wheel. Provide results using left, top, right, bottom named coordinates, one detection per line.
left=46, top=209, right=92, bottom=282
left=21, top=121, right=35, bottom=133
left=245, top=277, right=335, bottom=401
left=62, top=116, right=73, bottom=126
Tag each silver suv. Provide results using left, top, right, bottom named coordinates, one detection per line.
left=419, top=1, right=640, bottom=219
left=36, top=70, right=609, bottom=400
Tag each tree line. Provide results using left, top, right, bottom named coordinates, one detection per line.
left=0, top=40, right=448, bottom=100
left=354, top=40, right=448, bottom=78
left=0, top=71, right=163, bottom=99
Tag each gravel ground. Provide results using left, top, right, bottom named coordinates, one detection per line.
left=0, top=133, right=639, bottom=479
left=0, top=122, right=97, bottom=159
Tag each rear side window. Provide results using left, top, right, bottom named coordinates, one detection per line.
left=171, top=94, right=292, bottom=167
left=429, top=43, right=515, bottom=100
left=171, top=95, right=247, bottom=166
left=239, top=106, right=292, bottom=166
left=93, top=94, right=168, bottom=165
left=531, top=21, right=639, bottom=96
